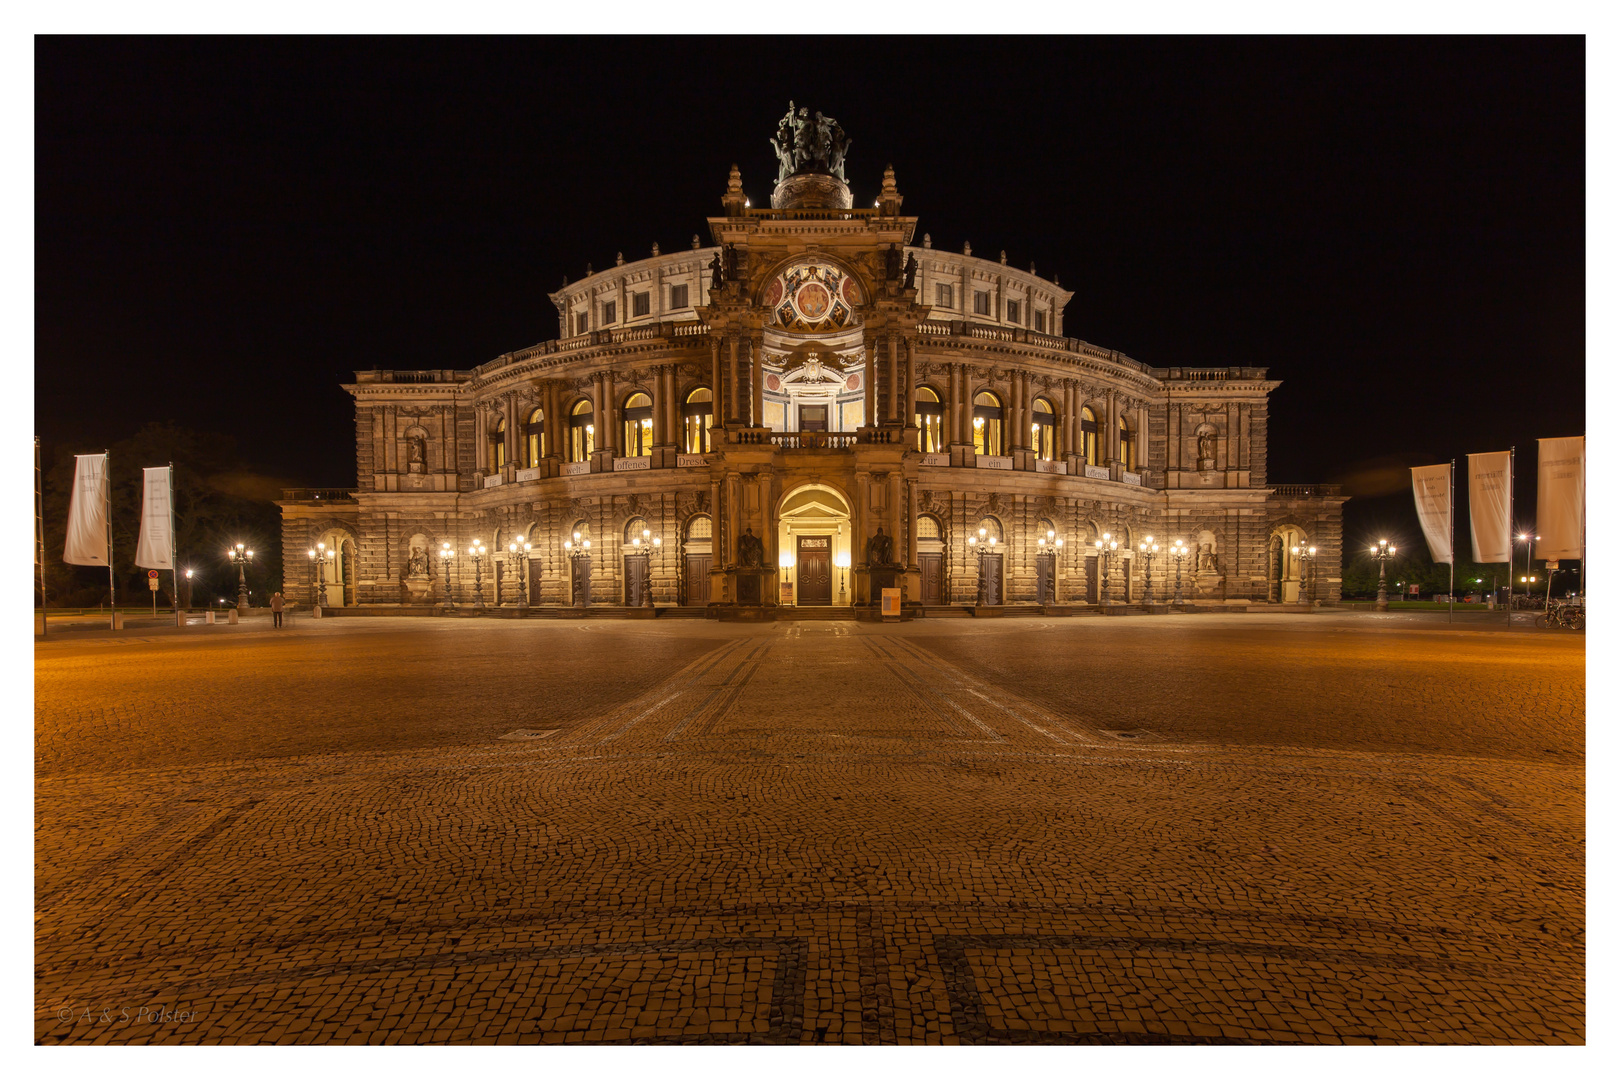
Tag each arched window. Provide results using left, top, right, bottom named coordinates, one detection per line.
left=1080, top=406, right=1099, bottom=466
left=1119, top=415, right=1136, bottom=471
left=682, top=387, right=714, bottom=454
left=975, top=516, right=1004, bottom=545
left=686, top=514, right=712, bottom=541
left=489, top=418, right=506, bottom=472
left=1036, top=517, right=1058, bottom=546
left=624, top=516, right=650, bottom=545
left=973, top=392, right=1004, bottom=457
left=915, top=386, right=944, bottom=453
left=569, top=400, right=595, bottom=463
left=622, top=392, right=653, bottom=457
left=525, top=407, right=545, bottom=466
left=1032, top=397, right=1056, bottom=461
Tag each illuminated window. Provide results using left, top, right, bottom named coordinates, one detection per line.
left=1081, top=406, right=1099, bottom=466
left=525, top=407, right=545, bottom=466
left=1119, top=415, right=1136, bottom=471
left=632, top=291, right=650, bottom=317
left=682, top=387, right=713, bottom=453
left=1032, top=397, right=1056, bottom=461
left=489, top=418, right=506, bottom=472
left=915, top=386, right=944, bottom=453
left=569, top=400, right=595, bottom=462
left=622, top=392, right=653, bottom=457
left=973, top=392, right=1004, bottom=456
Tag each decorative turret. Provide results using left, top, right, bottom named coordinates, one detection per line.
left=876, top=165, right=902, bottom=216
left=721, top=164, right=748, bottom=217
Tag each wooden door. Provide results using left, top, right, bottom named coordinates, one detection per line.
left=919, top=553, right=944, bottom=604
left=984, top=554, right=1003, bottom=606
left=571, top=556, right=592, bottom=606
left=684, top=554, right=711, bottom=606
left=797, top=535, right=832, bottom=605
left=624, top=556, right=648, bottom=606
left=1085, top=556, right=1099, bottom=604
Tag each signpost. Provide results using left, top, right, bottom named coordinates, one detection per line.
left=148, top=569, right=159, bottom=619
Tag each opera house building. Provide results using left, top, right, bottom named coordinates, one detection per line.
left=278, top=109, right=1345, bottom=617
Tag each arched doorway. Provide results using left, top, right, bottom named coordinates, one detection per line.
left=974, top=515, right=1005, bottom=605
left=682, top=514, right=712, bottom=606
left=918, top=513, right=946, bottom=604
left=777, top=483, right=852, bottom=606
left=312, top=527, right=357, bottom=607
left=1273, top=525, right=1308, bottom=602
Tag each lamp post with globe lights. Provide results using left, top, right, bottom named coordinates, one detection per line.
left=1138, top=536, right=1159, bottom=604
left=1291, top=543, right=1318, bottom=606
left=306, top=541, right=334, bottom=614
left=1371, top=539, right=1397, bottom=611
left=438, top=542, right=455, bottom=609
left=1509, top=533, right=1538, bottom=612
left=834, top=550, right=851, bottom=605
left=1093, top=531, right=1119, bottom=605
left=228, top=542, right=254, bottom=610
left=1169, top=539, right=1189, bottom=605
left=967, top=527, right=998, bottom=605
left=629, top=528, right=660, bottom=608
left=564, top=532, right=592, bottom=608
left=507, top=534, right=532, bottom=608
left=467, top=539, right=488, bottom=609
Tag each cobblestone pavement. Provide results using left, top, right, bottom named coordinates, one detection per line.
left=35, top=614, right=1584, bottom=1044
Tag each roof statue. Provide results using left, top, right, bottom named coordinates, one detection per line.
left=770, top=102, right=851, bottom=184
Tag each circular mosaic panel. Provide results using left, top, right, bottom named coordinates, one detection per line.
left=769, top=262, right=861, bottom=333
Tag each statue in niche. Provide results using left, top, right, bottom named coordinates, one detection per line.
left=406, top=545, right=429, bottom=578
left=1197, top=429, right=1217, bottom=465
left=867, top=526, right=894, bottom=568
left=1198, top=543, right=1217, bottom=573
left=406, top=435, right=426, bottom=474
left=738, top=527, right=764, bottom=568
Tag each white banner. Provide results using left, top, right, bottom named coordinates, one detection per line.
left=135, top=466, right=174, bottom=569
left=1467, top=451, right=1512, bottom=563
left=1536, top=436, right=1584, bottom=561
left=1411, top=463, right=1452, bottom=564
left=63, top=453, right=110, bottom=566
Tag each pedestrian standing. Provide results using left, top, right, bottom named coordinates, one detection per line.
left=270, top=591, right=284, bottom=628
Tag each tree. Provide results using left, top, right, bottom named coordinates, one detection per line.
left=39, top=424, right=285, bottom=607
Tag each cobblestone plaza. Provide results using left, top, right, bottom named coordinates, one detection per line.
left=35, top=614, right=1583, bottom=1044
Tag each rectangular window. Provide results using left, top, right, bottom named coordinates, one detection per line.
left=935, top=283, right=953, bottom=309
left=575, top=313, right=589, bottom=336
left=973, top=290, right=990, bottom=316
left=632, top=291, right=650, bottom=317
left=669, top=283, right=689, bottom=309
left=1006, top=300, right=1020, bottom=324
left=602, top=300, right=616, bottom=325
left=1034, top=310, right=1046, bottom=334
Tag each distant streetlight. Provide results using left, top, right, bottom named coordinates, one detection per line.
left=1093, top=531, right=1118, bottom=604
left=227, top=542, right=254, bottom=611
left=1370, top=539, right=1396, bottom=611
left=439, top=541, right=455, bottom=609
left=1291, top=542, right=1318, bottom=606
left=467, top=538, right=488, bottom=609
left=507, top=534, right=533, bottom=608
left=1138, top=535, right=1159, bottom=604
left=1169, top=540, right=1189, bottom=605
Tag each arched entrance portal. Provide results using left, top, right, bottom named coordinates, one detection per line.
left=1273, top=524, right=1308, bottom=602
left=776, top=483, right=852, bottom=606
left=312, top=527, right=357, bottom=607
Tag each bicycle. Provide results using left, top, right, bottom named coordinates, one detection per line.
left=1534, top=600, right=1584, bottom=631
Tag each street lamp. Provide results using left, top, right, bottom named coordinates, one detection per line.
left=507, top=534, right=532, bottom=608
left=1169, top=539, right=1189, bottom=604
left=1138, top=535, right=1159, bottom=604
left=183, top=567, right=194, bottom=611
left=630, top=528, right=660, bottom=608
left=1291, top=544, right=1318, bottom=606
left=1370, top=538, right=1397, bottom=611
left=1093, top=532, right=1118, bottom=604
left=306, top=541, right=333, bottom=612
left=467, top=538, right=488, bottom=609
left=439, top=541, right=455, bottom=609
left=834, top=550, right=850, bottom=605
left=227, top=542, right=254, bottom=610
left=564, top=532, right=592, bottom=608
left=1509, top=533, right=1538, bottom=612
left=968, top=527, right=998, bottom=606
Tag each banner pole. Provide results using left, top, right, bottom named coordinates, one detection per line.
left=170, top=462, right=181, bottom=627
left=1507, top=447, right=1515, bottom=620
left=105, top=448, right=115, bottom=629
left=1449, top=459, right=1455, bottom=625
left=35, top=437, right=46, bottom=637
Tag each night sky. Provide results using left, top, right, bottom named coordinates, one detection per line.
left=35, top=37, right=1585, bottom=550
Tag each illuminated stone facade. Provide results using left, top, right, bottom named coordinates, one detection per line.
left=278, top=116, right=1345, bottom=614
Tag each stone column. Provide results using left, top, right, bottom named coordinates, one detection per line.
left=904, top=336, right=917, bottom=429
left=863, top=340, right=875, bottom=427
left=710, top=337, right=723, bottom=428
left=750, top=333, right=764, bottom=428
left=886, top=333, right=899, bottom=423
left=1105, top=390, right=1119, bottom=465
left=727, top=334, right=740, bottom=424
left=603, top=370, right=618, bottom=455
